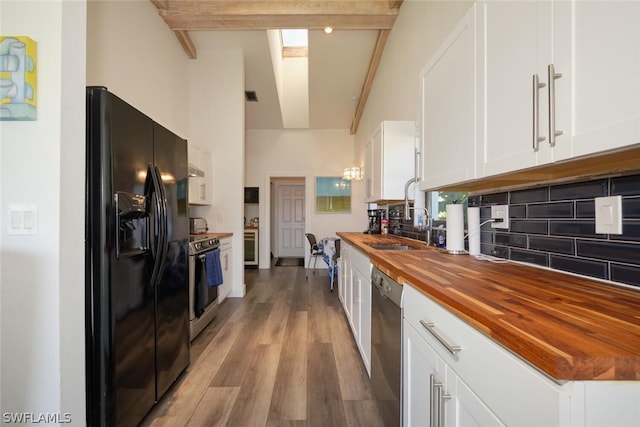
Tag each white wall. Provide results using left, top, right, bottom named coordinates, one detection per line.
left=188, top=49, right=246, bottom=296
left=86, top=0, right=189, bottom=137
left=246, top=129, right=367, bottom=268
left=0, top=0, right=86, bottom=423
left=354, top=0, right=474, bottom=162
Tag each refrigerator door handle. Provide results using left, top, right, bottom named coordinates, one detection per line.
left=153, top=165, right=170, bottom=283
left=145, top=163, right=165, bottom=287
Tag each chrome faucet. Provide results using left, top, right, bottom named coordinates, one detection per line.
left=403, top=176, right=432, bottom=246
left=403, top=177, right=420, bottom=221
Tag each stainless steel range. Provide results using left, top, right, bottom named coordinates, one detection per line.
left=188, top=235, right=220, bottom=340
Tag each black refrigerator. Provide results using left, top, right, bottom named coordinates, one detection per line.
left=85, top=87, right=190, bottom=426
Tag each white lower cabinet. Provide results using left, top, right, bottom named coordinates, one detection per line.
left=218, top=237, right=232, bottom=303
left=402, top=284, right=640, bottom=427
left=338, top=240, right=372, bottom=376
left=403, top=321, right=503, bottom=427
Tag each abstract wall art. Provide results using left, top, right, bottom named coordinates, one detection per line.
left=315, top=177, right=351, bottom=213
left=1, top=36, right=37, bottom=120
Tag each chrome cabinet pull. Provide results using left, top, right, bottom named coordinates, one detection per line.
left=429, top=374, right=436, bottom=427
left=548, top=64, right=563, bottom=146
left=429, top=373, right=451, bottom=427
left=420, top=320, right=461, bottom=355
left=532, top=74, right=547, bottom=151
left=434, top=380, right=451, bottom=427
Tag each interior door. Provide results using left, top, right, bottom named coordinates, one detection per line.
left=276, top=183, right=305, bottom=257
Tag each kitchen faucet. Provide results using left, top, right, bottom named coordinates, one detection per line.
left=403, top=177, right=432, bottom=246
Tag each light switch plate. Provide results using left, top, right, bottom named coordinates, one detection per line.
left=7, top=204, right=38, bottom=235
left=491, top=204, right=510, bottom=229
left=595, top=195, right=622, bottom=234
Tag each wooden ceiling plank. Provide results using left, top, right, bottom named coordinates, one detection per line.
left=174, top=30, right=197, bottom=59
left=350, top=29, right=389, bottom=135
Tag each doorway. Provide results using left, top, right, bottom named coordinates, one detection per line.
left=271, top=178, right=305, bottom=259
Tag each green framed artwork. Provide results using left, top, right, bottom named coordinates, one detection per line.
left=315, top=177, right=351, bottom=213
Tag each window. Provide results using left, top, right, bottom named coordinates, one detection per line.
left=428, top=191, right=468, bottom=223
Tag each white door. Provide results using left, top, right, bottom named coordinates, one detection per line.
left=276, top=184, right=305, bottom=257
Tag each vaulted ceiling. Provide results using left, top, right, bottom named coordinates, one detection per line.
left=150, top=1, right=404, bottom=133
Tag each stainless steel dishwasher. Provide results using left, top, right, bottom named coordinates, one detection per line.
left=371, top=266, right=403, bottom=427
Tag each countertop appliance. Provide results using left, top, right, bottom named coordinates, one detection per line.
left=190, top=217, right=208, bottom=234
left=188, top=236, right=220, bottom=340
left=371, top=266, right=403, bottom=427
left=365, top=209, right=383, bottom=234
left=85, top=87, right=190, bottom=427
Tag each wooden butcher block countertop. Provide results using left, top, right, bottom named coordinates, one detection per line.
left=337, top=232, right=640, bottom=381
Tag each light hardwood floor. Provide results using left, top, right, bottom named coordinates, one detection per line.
left=142, top=264, right=384, bottom=427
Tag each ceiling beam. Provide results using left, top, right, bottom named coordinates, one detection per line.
left=156, top=1, right=401, bottom=31
left=350, top=29, right=389, bottom=135
left=174, top=30, right=197, bottom=59
left=152, top=0, right=197, bottom=59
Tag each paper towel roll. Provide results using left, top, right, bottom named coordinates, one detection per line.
left=468, top=207, right=481, bottom=256
left=446, top=204, right=465, bottom=252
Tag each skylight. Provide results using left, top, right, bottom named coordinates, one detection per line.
left=281, top=29, right=308, bottom=57
left=281, top=29, right=308, bottom=47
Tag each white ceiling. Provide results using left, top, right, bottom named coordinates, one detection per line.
left=190, top=29, right=379, bottom=130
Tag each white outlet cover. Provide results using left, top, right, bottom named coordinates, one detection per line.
left=490, top=204, right=510, bottom=229
left=595, top=196, right=622, bottom=235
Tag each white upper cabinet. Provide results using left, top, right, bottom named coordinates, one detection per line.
left=419, top=4, right=479, bottom=191
left=422, top=1, right=640, bottom=189
left=188, top=143, right=212, bottom=205
left=479, top=0, right=640, bottom=178
left=364, top=121, right=416, bottom=202
left=553, top=1, right=640, bottom=159
left=478, top=0, right=554, bottom=177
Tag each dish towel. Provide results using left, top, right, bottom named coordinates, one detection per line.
left=205, top=248, right=223, bottom=288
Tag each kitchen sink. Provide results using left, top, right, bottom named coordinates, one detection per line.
left=370, top=244, right=419, bottom=251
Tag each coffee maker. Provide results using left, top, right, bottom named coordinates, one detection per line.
left=364, top=209, right=382, bottom=234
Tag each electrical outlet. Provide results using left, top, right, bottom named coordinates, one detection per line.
left=491, top=204, right=510, bottom=229
left=595, top=196, right=622, bottom=234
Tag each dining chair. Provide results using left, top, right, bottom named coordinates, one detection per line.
left=305, top=233, right=324, bottom=279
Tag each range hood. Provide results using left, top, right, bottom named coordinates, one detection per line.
left=188, top=163, right=205, bottom=177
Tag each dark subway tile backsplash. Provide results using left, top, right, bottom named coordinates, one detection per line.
left=511, top=187, right=548, bottom=204
left=550, top=179, right=608, bottom=201
left=549, top=255, right=609, bottom=280
left=528, top=202, right=575, bottom=218
left=476, top=172, right=640, bottom=288
left=611, top=174, right=640, bottom=196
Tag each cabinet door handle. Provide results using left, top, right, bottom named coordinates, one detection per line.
left=548, top=64, right=563, bottom=146
left=430, top=373, right=451, bottom=427
left=429, top=374, right=436, bottom=427
left=532, top=74, right=547, bottom=151
left=420, top=320, right=461, bottom=355
left=435, top=380, right=451, bottom=427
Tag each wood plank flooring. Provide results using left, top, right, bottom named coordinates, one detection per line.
left=142, top=265, right=384, bottom=427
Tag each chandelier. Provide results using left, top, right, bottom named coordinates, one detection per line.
left=342, top=166, right=362, bottom=181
